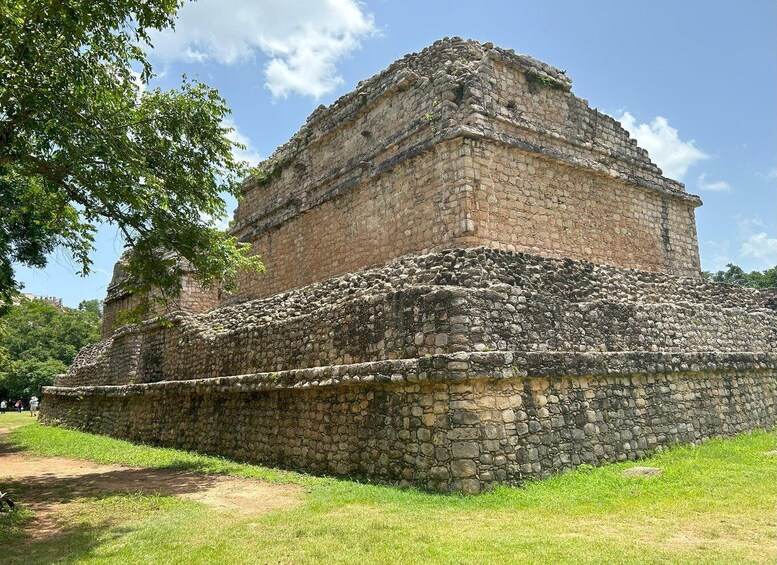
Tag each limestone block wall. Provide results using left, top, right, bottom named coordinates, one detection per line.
left=467, top=139, right=700, bottom=274
left=65, top=332, right=141, bottom=386
left=232, top=139, right=473, bottom=302
left=41, top=351, right=777, bottom=494
left=479, top=57, right=671, bottom=189
left=102, top=265, right=220, bottom=338
left=102, top=279, right=143, bottom=339
left=226, top=38, right=701, bottom=303
left=232, top=41, right=474, bottom=231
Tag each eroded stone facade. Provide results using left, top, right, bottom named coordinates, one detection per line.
left=227, top=38, right=700, bottom=302
left=59, top=249, right=777, bottom=388
left=43, top=38, right=775, bottom=493
left=102, top=255, right=220, bottom=338
left=42, top=349, right=776, bottom=494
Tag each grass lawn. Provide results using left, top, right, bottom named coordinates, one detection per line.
left=1, top=413, right=775, bottom=564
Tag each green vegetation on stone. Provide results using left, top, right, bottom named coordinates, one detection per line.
left=1, top=416, right=775, bottom=564
left=526, top=70, right=568, bottom=91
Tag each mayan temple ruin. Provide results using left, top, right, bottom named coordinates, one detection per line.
left=41, top=38, right=776, bottom=494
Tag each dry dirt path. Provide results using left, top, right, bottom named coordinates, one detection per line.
left=0, top=424, right=303, bottom=539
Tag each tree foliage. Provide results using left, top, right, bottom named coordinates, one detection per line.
left=703, top=264, right=777, bottom=289
left=0, top=0, right=263, bottom=310
left=0, top=298, right=102, bottom=400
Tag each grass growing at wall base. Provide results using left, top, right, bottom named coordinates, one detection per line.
left=2, top=417, right=776, bottom=564
left=11, top=421, right=310, bottom=484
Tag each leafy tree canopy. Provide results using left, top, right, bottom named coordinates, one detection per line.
left=0, top=0, right=263, bottom=311
left=0, top=297, right=101, bottom=400
left=703, top=264, right=777, bottom=289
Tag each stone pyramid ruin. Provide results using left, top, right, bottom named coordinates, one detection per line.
left=42, top=38, right=776, bottom=493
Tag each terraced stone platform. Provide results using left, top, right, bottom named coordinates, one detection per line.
left=42, top=249, right=777, bottom=493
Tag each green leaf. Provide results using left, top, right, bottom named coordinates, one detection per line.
left=0, top=0, right=262, bottom=308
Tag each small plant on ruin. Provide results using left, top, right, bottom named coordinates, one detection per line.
left=526, top=70, right=566, bottom=91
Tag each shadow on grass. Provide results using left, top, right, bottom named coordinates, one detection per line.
left=8, top=422, right=309, bottom=485
left=0, top=507, right=33, bottom=543
left=1, top=467, right=223, bottom=510
left=0, top=515, right=134, bottom=565
left=0, top=427, right=229, bottom=545
left=0, top=436, right=26, bottom=456
left=0, top=454, right=221, bottom=565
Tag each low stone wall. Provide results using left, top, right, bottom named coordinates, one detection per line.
left=41, top=351, right=777, bottom=494
left=45, top=249, right=777, bottom=493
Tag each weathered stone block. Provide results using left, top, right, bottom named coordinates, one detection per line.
left=450, top=460, right=478, bottom=478
left=451, top=441, right=480, bottom=459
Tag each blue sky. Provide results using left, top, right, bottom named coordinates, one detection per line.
left=17, top=0, right=776, bottom=307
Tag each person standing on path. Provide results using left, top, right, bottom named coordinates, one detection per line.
left=29, top=396, right=39, bottom=416
left=0, top=399, right=6, bottom=414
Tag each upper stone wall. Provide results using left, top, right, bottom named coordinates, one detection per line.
left=101, top=254, right=220, bottom=338
left=228, top=37, right=702, bottom=302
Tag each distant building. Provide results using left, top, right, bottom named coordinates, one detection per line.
left=14, top=293, right=64, bottom=310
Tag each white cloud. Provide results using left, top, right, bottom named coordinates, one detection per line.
left=740, top=232, right=777, bottom=266
left=696, top=173, right=731, bottom=193
left=757, top=167, right=777, bottom=180
left=148, top=0, right=376, bottom=98
left=702, top=217, right=777, bottom=271
left=224, top=119, right=262, bottom=166
left=618, top=112, right=708, bottom=181
left=738, top=217, right=765, bottom=233
left=738, top=218, right=777, bottom=267
left=702, top=239, right=734, bottom=272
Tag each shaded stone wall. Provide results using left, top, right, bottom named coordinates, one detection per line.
left=60, top=249, right=777, bottom=388
left=101, top=291, right=140, bottom=340
left=102, top=264, right=220, bottom=338
left=41, top=351, right=777, bottom=494
left=49, top=248, right=777, bottom=496
left=45, top=248, right=777, bottom=493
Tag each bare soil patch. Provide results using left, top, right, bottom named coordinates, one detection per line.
left=0, top=431, right=303, bottom=540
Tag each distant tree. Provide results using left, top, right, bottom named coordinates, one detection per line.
left=1, top=358, right=68, bottom=402
left=0, top=298, right=101, bottom=400
left=703, top=264, right=777, bottom=289
left=0, top=1, right=263, bottom=311
left=78, top=299, right=103, bottom=318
